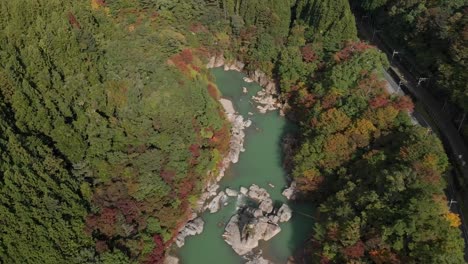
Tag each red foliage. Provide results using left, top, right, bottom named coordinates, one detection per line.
left=301, top=45, right=318, bottom=63
left=370, top=95, right=389, bottom=109
left=393, top=96, right=414, bottom=112
left=189, top=144, right=201, bottom=158
left=240, top=26, right=257, bottom=42
left=192, top=65, right=201, bottom=72
left=145, top=235, right=165, bottom=264
left=320, top=256, right=331, bottom=264
left=334, top=41, right=373, bottom=63
left=95, top=240, right=109, bottom=254
left=170, top=49, right=194, bottom=73
left=116, top=199, right=141, bottom=224
left=161, top=170, right=175, bottom=184
left=342, top=241, right=365, bottom=259
left=85, top=207, right=118, bottom=237
left=68, top=12, right=81, bottom=29
left=321, top=93, right=338, bottom=109
left=190, top=22, right=208, bottom=33
left=357, top=73, right=387, bottom=95
left=95, top=0, right=106, bottom=6
left=412, top=162, right=440, bottom=184
left=207, top=84, right=219, bottom=99
left=180, top=49, right=193, bottom=64
left=178, top=178, right=194, bottom=200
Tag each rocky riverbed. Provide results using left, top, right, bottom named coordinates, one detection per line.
left=172, top=58, right=303, bottom=263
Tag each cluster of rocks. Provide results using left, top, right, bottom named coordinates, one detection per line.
left=176, top=97, right=252, bottom=247
left=205, top=191, right=228, bottom=213
left=252, top=89, right=280, bottom=114
left=175, top=215, right=204, bottom=247
left=218, top=98, right=251, bottom=174
left=207, top=54, right=282, bottom=115
left=223, top=184, right=292, bottom=256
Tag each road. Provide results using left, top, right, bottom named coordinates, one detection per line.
left=355, top=18, right=468, bottom=257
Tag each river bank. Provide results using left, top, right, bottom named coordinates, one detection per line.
left=170, top=67, right=314, bottom=264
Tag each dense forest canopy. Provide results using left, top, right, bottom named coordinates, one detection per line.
left=351, top=0, right=467, bottom=135
left=0, top=0, right=465, bottom=263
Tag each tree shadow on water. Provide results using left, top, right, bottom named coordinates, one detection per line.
left=277, top=115, right=316, bottom=264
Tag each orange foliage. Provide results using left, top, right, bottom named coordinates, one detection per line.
left=321, top=93, right=338, bottom=109
left=369, top=249, right=401, bottom=264
left=356, top=73, right=387, bottom=96
left=315, top=108, right=351, bottom=134
left=366, top=106, right=399, bottom=130
left=346, top=118, right=377, bottom=148
left=169, top=49, right=194, bottom=73
left=321, top=133, right=355, bottom=169
left=342, top=241, right=365, bottom=259
left=297, top=168, right=324, bottom=192
left=207, top=83, right=219, bottom=99
left=445, top=212, right=462, bottom=227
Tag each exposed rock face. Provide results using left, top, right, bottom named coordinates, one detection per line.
left=176, top=217, right=204, bottom=247
left=243, top=77, right=254, bottom=83
left=240, top=187, right=248, bottom=195
left=223, top=184, right=293, bottom=256
left=258, top=198, right=273, bottom=214
left=252, top=90, right=279, bottom=113
left=248, top=184, right=270, bottom=201
left=225, top=188, right=238, bottom=197
left=196, top=183, right=219, bottom=210
left=206, top=191, right=227, bottom=213
left=223, top=212, right=281, bottom=255
left=277, top=204, right=292, bottom=222
left=282, top=181, right=297, bottom=200
left=164, top=255, right=179, bottom=264
left=207, top=55, right=281, bottom=115
left=217, top=98, right=250, bottom=180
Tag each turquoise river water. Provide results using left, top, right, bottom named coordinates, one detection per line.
left=175, top=68, right=314, bottom=263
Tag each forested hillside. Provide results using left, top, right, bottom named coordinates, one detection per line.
left=0, top=1, right=228, bottom=262
left=0, top=0, right=464, bottom=263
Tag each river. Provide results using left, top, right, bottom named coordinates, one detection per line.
left=175, top=68, right=315, bottom=263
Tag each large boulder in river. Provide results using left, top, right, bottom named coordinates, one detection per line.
left=225, top=188, right=238, bottom=197
left=277, top=204, right=292, bottom=222
left=223, top=209, right=281, bottom=255
left=248, top=184, right=270, bottom=202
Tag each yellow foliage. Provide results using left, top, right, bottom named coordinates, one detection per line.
left=303, top=168, right=320, bottom=179
left=90, top=0, right=110, bottom=15
left=422, top=153, right=440, bottom=173
left=367, top=106, right=399, bottom=129
left=445, top=212, right=461, bottom=227
left=91, top=0, right=100, bottom=10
